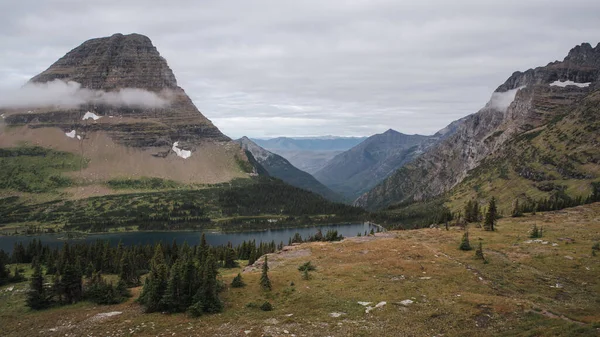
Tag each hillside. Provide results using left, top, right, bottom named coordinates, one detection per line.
left=2, top=202, right=599, bottom=336
left=314, top=129, right=437, bottom=199
left=0, top=33, right=254, bottom=192
left=356, top=42, right=600, bottom=213
left=237, top=137, right=343, bottom=202
left=253, top=136, right=367, bottom=174
left=0, top=177, right=365, bottom=234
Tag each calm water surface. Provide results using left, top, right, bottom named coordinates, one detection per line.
left=0, top=223, right=377, bottom=253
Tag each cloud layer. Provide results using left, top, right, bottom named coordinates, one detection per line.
left=0, top=0, right=598, bottom=137
left=0, top=80, right=170, bottom=108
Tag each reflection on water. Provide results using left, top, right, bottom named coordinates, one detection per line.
left=0, top=223, right=377, bottom=253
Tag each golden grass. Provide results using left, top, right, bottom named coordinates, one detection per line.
left=1, top=203, right=600, bottom=336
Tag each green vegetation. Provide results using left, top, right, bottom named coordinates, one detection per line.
left=459, top=231, right=472, bottom=251
left=106, top=177, right=181, bottom=190
left=0, top=146, right=84, bottom=192
left=529, top=224, right=543, bottom=238
left=231, top=273, right=245, bottom=288
left=373, top=198, right=453, bottom=229
left=0, top=177, right=366, bottom=232
left=483, top=197, right=497, bottom=231
left=260, top=255, right=271, bottom=291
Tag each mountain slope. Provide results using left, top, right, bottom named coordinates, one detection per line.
left=313, top=122, right=466, bottom=200
left=356, top=42, right=600, bottom=212
left=253, top=136, right=367, bottom=174
left=237, top=137, right=343, bottom=202
left=313, top=130, right=433, bottom=199
left=0, top=33, right=253, bottom=189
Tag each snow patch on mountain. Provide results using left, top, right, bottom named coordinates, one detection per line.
left=550, top=80, right=591, bottom=88
left=65, top=130, right=77, bottom=138
left=172, top=141, right=192, bottom=159
left=82, top=111, right=101, bottom=121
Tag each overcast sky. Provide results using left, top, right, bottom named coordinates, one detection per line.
left=1, top=0, right=598, bottom=138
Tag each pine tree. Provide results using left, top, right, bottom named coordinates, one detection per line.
left=138, top=244, right=169, bottom=312
left=464, top=200, right=473, bottom=222
left=248, top=248, right=257, bottom=266
left=475, top=242, right=486, bottom=262
left=231, top=273, right=245, bottom=288
left=529, top=224, right=542, bottom=238
left=484, top=197, right=497, bottom=231
left=160, top=259, right=183, bottom=312
left=223, top=246, right=237, bottom=268
left=0, top=257, right=9, bottom=285
left=512, top=199, right=523, bottom=217
left=190, top=253, right=222, bottom=315
left=260, top=256, right=272, bottom=291
left=61, top=263, right=83, bottom=304
left=27, top=263, right=50, bottom=310
left=119, top=251, right=140, bottom=287
left=459, top=232, right=472, bottom=251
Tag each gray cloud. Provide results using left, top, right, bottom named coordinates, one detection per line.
left=0, top=80, right=171, bottom=108
left=0, top=0, right=598, bottom=137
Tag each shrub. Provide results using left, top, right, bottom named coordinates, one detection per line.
left=297, top=261, right=316, bottom=272
left=231, top=273, right=245, bottom=288
left=260, top=301, right=273, bottom=311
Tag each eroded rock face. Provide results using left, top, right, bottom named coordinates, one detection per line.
left=0, top=33, right=251, bottom=185
left=3, top=33, right=231, bottom=148
left=356, top=43, right=600, bottom=210
left=30, top=33, right=178, bottom=90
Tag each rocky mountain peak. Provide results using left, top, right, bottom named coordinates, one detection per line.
left=30, top=33, right=178, bottom=91
left=495, top=41, right=600, bottom=92
left=563, top=42, right=600, bottom=66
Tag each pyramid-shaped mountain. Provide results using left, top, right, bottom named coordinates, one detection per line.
left=0, top=33, right=253, bottom=186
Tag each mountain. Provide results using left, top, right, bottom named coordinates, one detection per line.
left=237, top=137, right=343, bottom=202
left=356, top=42, right=600, bottom=212
left=0, top=33, right=254, bottom=189
left=312, top=130, right=431, bottom=199
left=252, top=136, right=367, bottom=173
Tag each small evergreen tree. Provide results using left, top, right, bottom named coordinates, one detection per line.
left=0, top=252, right=10, bottom=285
left=591, top=242, right=599, bottom=257
left=529, top=224, right=542, bottom=238
left=260, top=301, right=273, bottom=311
left=138, top=244, right=169, bottom=312
left=11, top=266, right=25, bottom=283
left=27, top=263, right=51, bottom=310
left=223, top=246, right=237, bottom=268
left=484, top=197, right=497, bottom=231
left=231, top=273, right=245, bottom=288
left=260, top=256, right=271, bottom=291
left=301, top=268, right=310, bottom=280
left=459, top=232, right=472, bottom=251
left=475, top=242, right=486, bottom=262
left=512, top=199, right=523, bottom=217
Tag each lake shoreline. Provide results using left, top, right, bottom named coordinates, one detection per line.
left=0, top=221, right=374, bottom=238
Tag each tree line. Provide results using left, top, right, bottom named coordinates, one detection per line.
left=1, top=234, right=286, bottom=313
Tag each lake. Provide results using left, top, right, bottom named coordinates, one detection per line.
left=0, top=223, right=377, bottom=253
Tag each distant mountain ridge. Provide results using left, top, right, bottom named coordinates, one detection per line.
left=252, top=136, right=367, bottom=174
left=313, top=125, right=463, bottom=200
left=237, top=137, right=343, bottom=202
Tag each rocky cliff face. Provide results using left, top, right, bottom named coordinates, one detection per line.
left=0, top=33, right=251, bottom=186
left=356, top=43, right=600, bottom=210
left=237, top=137, right=342, bottom=202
